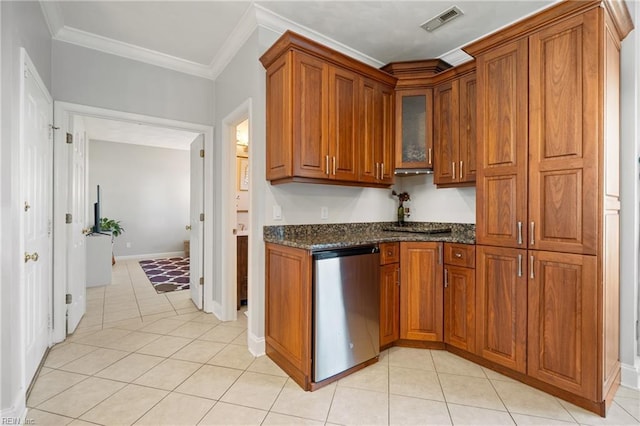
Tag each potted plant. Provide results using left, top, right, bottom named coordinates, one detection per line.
left=99, top=217, right=125, bottom=265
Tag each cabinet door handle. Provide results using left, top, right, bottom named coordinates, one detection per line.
left=381, top=162, right=384, bottom=179
left=325, top=155, right=330, bottom=176
left=444, top=268, right=449, bottom=287
left=517, top=254, right=522, bottom=277
left=459, top=161, right=463, bottom=179
left=437, top=244, right=442, bottom=265
left=375, top=163, right=379, bottom=180
left=454, top=252, right=462, bottom=258
left=517, top=221, right=523, bottom=245
left=452, top=162, right=456, bottom=180
left=530, top=255, right=535, bottom=279
left=530, top=222, right=535, bottom=245
left=333, top=156, right=336, bottom=175
left=428, top=148, right=432, bottom=165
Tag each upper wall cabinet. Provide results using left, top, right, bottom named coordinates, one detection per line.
left=382, top=60, right=450, bottom=173
left=260, top=31, right=397, bottom=187
left=433, top=62, right=477, bottom=187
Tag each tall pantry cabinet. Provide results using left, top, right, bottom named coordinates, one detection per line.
left=469, top=1, right=632, bottom=415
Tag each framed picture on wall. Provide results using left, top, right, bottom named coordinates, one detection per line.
left=238, top=158, right=249, bottom=191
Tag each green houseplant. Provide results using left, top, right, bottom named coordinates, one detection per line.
left=99, top=218, right=125, bottom=265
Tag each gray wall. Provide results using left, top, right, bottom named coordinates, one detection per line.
left=52, top=40, right=214, bottom=125
left=0, top=1, right=52, bottom=417
left=620, top=1, right=640, bottom=387
left=88, top=140, right=190, bottom=257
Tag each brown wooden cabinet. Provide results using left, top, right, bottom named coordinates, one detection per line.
left=444, top=243, right=476, bottom=353
left=475, top=38, right=529, bottom=249
left=260, top=31, right=396, bottom=187
left=394, top=89, right=433, bottom=170
left=444, top=243, right=476, bottom=352
left=433, top=66, right=477, bottom=187
left=380, top=243, right=400, bottom=348
left=475, top=245, right=527, bottom=374
left=237, top=235, right=248, bottom=310
left=528, top=251, right=598, bottom=399
left=467, top=1, right=631, bottom=414
left=360, top=79, right=395, bottom=184
left=265, top=243, right=312, bottom=390
left=400, top=242, right=443, bottom=342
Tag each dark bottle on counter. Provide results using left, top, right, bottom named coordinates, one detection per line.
left=397, top=205, right=405, bottom=226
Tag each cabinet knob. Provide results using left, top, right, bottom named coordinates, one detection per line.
left=454, top=252, right=462, bottom=258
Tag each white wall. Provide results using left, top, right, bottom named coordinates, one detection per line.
left=52, top=40, right=214, bottom=126
left=397, top=175, right=476, bottom=224
left=620, top=1, right=640, bottom=389
left=88, top=140, right=190, bottom=257
left=0, top=1, right=51, bottom=418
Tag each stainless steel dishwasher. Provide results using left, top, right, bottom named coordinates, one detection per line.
left=313, top=245, right=380, bottom=382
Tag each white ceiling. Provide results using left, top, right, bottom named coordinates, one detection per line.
left=41, top=1, right=559, bottom=80
left=48, top=1, right=559, bottom=149
left=83, top=116, right=200, bottom=151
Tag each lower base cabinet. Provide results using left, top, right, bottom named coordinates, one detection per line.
left=475, top=245, right=527, bottom=374
left=400, top=242, right=443, bottom=342
left=380, top=263, right=400, bottom=347
left=444, top=243, right=476, bottom=352
left=265, top=243, right=312, bottom=389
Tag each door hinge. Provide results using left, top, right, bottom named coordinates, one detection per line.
left=199, top=277, right=204, bottom=286
left=66, top=132, right=73, bottom=144
left=65, top=294, right=72, bottom=304
left=65, top=213, right=72, bottom=224
left=199, top=149, right=204, bottom=158
left=199, top=213, right=204, bottom=222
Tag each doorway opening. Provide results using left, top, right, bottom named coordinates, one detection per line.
left=52, top=102, right=214, bottom=344
left=235, top=119, right=250, bottom=314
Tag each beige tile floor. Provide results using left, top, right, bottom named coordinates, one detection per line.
left=27, top=260, right=639, bottom=426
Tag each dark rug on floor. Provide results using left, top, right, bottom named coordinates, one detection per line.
left=139, top=257, right=190, bottom=294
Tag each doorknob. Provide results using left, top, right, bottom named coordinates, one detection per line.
left=24, top=202, right=31, bottom=212
left=185, top=225, right=192, bottom=231
left=24, top=252, right=39, bottom=263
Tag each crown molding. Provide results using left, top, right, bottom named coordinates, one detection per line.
left=253, top=4, right=384, bottom=69
left=439, top=49, right=474, bottom=66
left=39, top=1, right=64, bottom=37
left=55, top=26, right=214, bottom=79
left=209, top=4, right=259, bottom=80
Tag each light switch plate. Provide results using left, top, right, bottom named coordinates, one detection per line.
left=320, top=206, right=329, bottom=219
left=273, top=205, right=282, bottom=221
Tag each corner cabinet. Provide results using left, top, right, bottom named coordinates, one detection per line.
left=394, top=89, right=433, bottom=170
left=260, top=31, right=396, bottom=187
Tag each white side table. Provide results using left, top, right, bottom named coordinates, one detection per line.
left=86, top=233, right=112, bottom=287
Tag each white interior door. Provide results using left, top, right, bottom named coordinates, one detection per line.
left=66, top=115, right=88, bottom=333
left=190, top=135, right=204, bottom=309
left=22, top=51, right=53, bottom=385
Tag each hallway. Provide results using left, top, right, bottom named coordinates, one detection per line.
left=25, top=261, right=640, bottom=425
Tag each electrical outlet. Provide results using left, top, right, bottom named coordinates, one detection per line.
left=320, top=206, right=329, bottom=220
left=273, top=205, right=282, bottom=221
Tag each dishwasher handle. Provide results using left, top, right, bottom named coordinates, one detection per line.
left=313, top=245, right=379, bottom=260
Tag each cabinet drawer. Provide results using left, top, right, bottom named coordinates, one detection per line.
left=444, top=243, right=475, bottom=268
left=380, top=243, right=400, bottom=265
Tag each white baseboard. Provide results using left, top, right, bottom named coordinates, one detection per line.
left=0, top=391, right=26, bottom=424
left=212, top=301, right=224, bottom=321
left=248, top=331, right=265, bottom=357
left=621, top=361, right=640, bottom=389
left=115, top=251, right=184, bottom=261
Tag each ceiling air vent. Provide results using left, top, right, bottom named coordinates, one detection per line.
left=420, top=6, right=463, bottom=32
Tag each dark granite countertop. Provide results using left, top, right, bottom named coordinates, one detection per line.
left=264, top=222, right=475, bottom=250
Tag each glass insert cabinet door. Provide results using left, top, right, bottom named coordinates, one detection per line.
left=395, top=88, right=434, bottom=169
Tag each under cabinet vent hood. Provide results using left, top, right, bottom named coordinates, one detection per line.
left=395, top=168, right=434, bottom=176
left=420, top=6, right=464, bottom=32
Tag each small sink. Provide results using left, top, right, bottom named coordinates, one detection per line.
left=383, top=226, right=452, bottom=235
